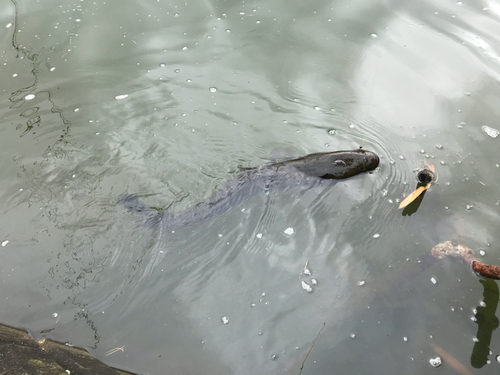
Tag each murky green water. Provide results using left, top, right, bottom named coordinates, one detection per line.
left=1, top=0, right=500, bottom=374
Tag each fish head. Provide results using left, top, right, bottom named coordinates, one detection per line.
left=308, top=149, right=380, bottom=179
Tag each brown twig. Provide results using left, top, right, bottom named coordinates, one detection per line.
left=431, top=241, right=500, bottom=280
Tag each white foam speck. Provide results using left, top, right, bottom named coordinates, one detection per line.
left=301, top=281, right=313, bottom=292
left=284, top=227, right=294, bottom=235
left=1, top=240, right=8, bottom=247
left=115, top=94, right=129, bottom=100
left=482, top=125, right=499, bottom=138
left=429, top=357, right=442, bottom=367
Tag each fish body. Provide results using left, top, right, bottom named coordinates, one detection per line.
left=120, top=149, right=379, bottom=229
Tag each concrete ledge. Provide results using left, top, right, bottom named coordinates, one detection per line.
left=0, top=323, right=135, bottom=375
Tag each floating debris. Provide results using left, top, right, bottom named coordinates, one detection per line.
left=431, top=241, right=500, bottom=280
left=482, top=125, right=499, bottom=138
left=221, top=316, right=229, bottom=325
left=284, top=227, right=294, bottom=235
left=399, top=161, right=437, bottom=209
left=358, top=280, right=366, bottom=286
left=301, top=281, right=313, bottom=293
left=105, top=346, right=125, bottom=356
left=429, top=356, right=442, bottom=367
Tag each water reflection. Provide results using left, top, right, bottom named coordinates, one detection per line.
left=2, top=0, right=500, bottom=373
left=471, top=279, right=499, bottom=368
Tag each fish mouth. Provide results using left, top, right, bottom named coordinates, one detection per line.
left=355, top=150, right=379, bottom=171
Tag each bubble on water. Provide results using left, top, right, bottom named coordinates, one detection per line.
left=221, top=316, right=229, bottom=325
left=284, top=227, right=294, bottom=235
left=429, top=357, right=442, bottom=367
left=479, top=301, right=486, bottom=307
left=435, top=143, right=443, bottom=150
left=399, top=155, right=404, bottom=160
left=496, top=355, right=500, bottom=363
left=358, top=280, right=366, bottom=286
left=440, top=161, right=445, bottom=165
left=270, top=354, right=277, bottom=360
left=328, top=129, right=336, bottom=135
left=52, top=313, right=58, bottom=318
left=114, top=94, right=128, bottom=100
left=482, top=125, right=499, bottom=138
left=12, top=73, right=18, bottom=77
left=314, top=106, right=321, bottom=110
left=349, top=124, right=355, bottom=129
left=2, top=240, right=9, bottom=247
left=350, top=333, right=356, bottom=339
left=373, top=233, right=380, bottom=239
left=25, top=94, right=35, bottom=100
left=389, top=160, right=395, bottom=165
left=256, top=233, right=262, bottom=239
left=472, top=337, right=479, bottom=342
left=430, top=277, right=437, bottom=284
left=371, top=33, right=378, bottom=38
left=6, top=23, right=12, bottom=28
left=403, top=336, right=408, bottom=342
left=209, top=87, right=217, bottom=93
left=420, top=149, right=425, bottom=154
left=301, top=281, right=313, bottom=292
left=50, top=67, right=56, bottom=72
left=250, top=302, right=256, bottom=307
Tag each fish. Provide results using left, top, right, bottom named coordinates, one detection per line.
left=120, top=149, right=379, bottom=229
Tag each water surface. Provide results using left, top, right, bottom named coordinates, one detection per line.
left=1, top=0, right=500, bottom=374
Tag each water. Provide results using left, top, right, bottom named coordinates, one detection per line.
left=1, top=0, right=500, bottom=374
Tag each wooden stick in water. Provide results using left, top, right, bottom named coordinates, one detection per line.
left=431, top=241, right=500, bottom=280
